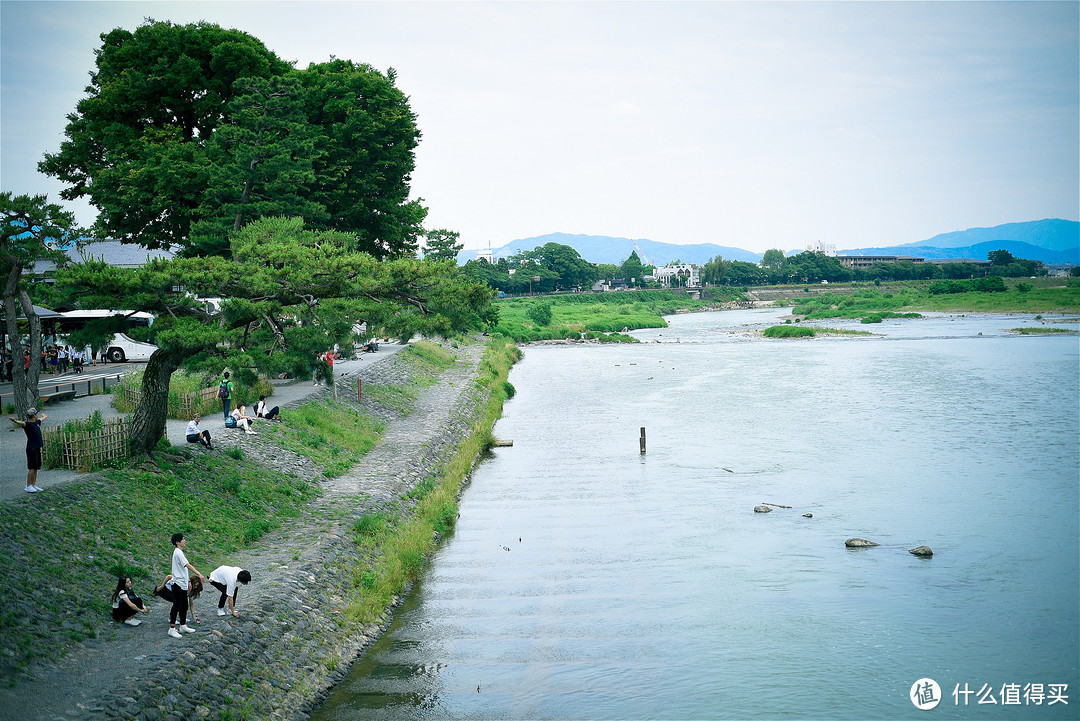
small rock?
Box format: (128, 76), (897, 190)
(908, 545), (934, 557)
(802, 513), (813, 518)
(845, 538), (879, 548)
(753, 505), (772, 513)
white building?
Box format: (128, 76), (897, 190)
(805, 241), (837, 256)
(653, 263), (700, 287)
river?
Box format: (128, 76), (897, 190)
(312, 308), (1079, 720)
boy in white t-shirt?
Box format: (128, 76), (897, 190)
(209, 565), (252, 618)
(165, 533), (206, 638)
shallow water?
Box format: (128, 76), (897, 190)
(313, 309), (1079, 720)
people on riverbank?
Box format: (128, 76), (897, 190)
(231, 405), (257, 435)
(111, 576), (149, 626)
(219, 371), (234, 420)
(208, 566), (252, 618)
(8, 407), (46, 493)
(162, 533), (205, 638)
(255, 396), (280, 422)
(186, 413), (213, 449)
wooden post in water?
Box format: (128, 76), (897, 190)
(640, 427), (646, 454)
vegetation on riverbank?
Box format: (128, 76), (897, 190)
(0, 338), (506, 686)
(778, 278), (1080, 319)
(491, 288), (743, 342)
(1008, 327), (1078, 335)
(342, 337), (520, 624)
(762, 325), (873, 338)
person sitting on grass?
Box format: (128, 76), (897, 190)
(208, 566), (252, 618)
(111, 576), (149, 626)
(185, 413), (213, 449)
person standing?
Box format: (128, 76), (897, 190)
(8, 407), (46, 492)
(219, 371), (234, 420)
(164, 533), (205, 638)
(208, 566), (252, 618)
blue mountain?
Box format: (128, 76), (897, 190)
(457, 220), (1078, 266)
(457, 232), (761, 266)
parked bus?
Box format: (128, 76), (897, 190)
(55, 310), (158, 363)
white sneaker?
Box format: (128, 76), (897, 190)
(217, 608), (228, 616)
(179, 624), (197, 634)
(32, 486), (43, 492)
(24, 487), (37, 493)
(124, 618), (141, 626)
(168, 627), (182, 638)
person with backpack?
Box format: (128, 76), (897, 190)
(218, 371), (234, 420)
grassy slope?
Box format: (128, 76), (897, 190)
(0, 338), (514, 684)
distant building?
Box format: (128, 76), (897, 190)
(654, 263), (700, 287)
(476, 247), (494, 264)
(805, 241), (837, 256)
(836, 255), (925, 269)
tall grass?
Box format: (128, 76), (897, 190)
(343, 337), (520, 624)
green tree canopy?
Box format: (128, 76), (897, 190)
(40, 21), (424, 259)
(423, 229), (463, 263)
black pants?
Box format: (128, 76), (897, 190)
(112, 595), (144, 622)
(260, 406), (280, 421)
(159, 584), (188, 626)
(209, 580), (236, 609)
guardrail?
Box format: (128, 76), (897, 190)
(0, 374), (125, 409)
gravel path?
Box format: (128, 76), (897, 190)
(0, 339), (490, 721)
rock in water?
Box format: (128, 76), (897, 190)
(802, 513), (813, 518)
(845, 538), (879, 547)
(908, 545), (934, 557)
(753, 505), (772, 513)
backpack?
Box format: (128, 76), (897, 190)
(217, 380), (229, 399)
(224, 416), (237, 428)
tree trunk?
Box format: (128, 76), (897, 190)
(128, 347), (183, 455)
(3, 264), (41, 419)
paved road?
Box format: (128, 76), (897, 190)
(1, 345), (405, 500)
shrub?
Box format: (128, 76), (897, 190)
(526, 301), (554, 327)
(763, 325), (815, 338)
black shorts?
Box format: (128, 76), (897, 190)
(26, 447), (41, 470)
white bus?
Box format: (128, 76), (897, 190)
(55, 310), (159, 363)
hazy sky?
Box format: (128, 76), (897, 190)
(2, 1), (1077, 253)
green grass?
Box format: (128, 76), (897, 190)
(275, 399), (384, 477)
(343, 338), (520, 624)
(1008, 327), (1077, 335)
(492, 289), (742, 342)
(763, 325), (816, 338)
(0, 453), (320, 680)
(781, 280), (1080, 318)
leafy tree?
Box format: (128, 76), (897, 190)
(784, 251), (851, 284)
(1071, 266), (1080, 278)
(988, 249), (1017, 266)
(619, 251), (646, 286)
(40, 21), (425, 259)
(701, 255), (728, 285)
(55, 216), (495, 454)
(760, 249), (787, 272)
(298, 60), (425, 258)
(423, 229), (463, 263)
(39, 21), (291, 249)
(522, 243), (598, 291)
(1, 193), (80, 418)
(724, 260), (767, 286)
(190, 75), (326, 256)
(596, 263), (619, 281)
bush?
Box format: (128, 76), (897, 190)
(526, 301), (554, 327)
(763, 325), (815, 338)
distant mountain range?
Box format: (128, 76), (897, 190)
(457, 219), (1079, 266)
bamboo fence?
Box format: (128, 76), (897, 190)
(44, 419), (130, 471)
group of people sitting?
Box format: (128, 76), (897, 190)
(111, 533), (252, 638)
(185, 396), (281, 448)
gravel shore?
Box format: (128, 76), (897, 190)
(0, 338), (492, 721)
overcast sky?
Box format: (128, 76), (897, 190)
(2, 1), (1077, 253)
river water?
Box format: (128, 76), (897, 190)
(313, 308), (1080, 720)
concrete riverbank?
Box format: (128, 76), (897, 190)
(0, 337), (495, 721)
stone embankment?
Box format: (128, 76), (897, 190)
(0, 339), (492, 721)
